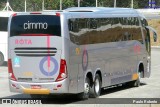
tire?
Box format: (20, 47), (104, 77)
(90, 74), (101, 98)
(0, 52), (4, 66)
(77, 77), (90, 100)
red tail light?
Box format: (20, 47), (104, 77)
(56, 59), (67, 82)
(56, 13), (60, 17)
(8, 59), (17, 81)
(12, 13), (17, 17)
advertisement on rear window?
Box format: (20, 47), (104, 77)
(10, 15), (61, 36)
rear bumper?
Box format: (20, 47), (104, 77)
(9, 78), (69, 94)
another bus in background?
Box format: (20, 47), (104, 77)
(0, 11), (14, 66)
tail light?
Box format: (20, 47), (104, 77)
(56, 13), (60, 17)
(56, 59), (67, 82)
(8, 59), (17, 81)
(12, 13), (17, 17)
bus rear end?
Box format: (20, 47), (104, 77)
(8, 12), (69, 95)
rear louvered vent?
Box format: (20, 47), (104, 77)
(14, 47), (57, 57)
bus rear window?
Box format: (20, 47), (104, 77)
(0, 17), (8, 31)
(10, 15), (61, 36)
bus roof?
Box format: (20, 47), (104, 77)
(12, 7), (145, 18)
(0, 11), (14, 17)
(64, 7), (139, 14)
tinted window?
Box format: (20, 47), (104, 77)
(141, 18), (148, 27)
(0, 17), (8, 31)
(10, 15), (61, 36)
(69, 17), (143, 45)
(141, 18), (150, 54)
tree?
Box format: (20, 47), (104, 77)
(81, 0), (95, 7)
(100, 0), (114, 7)
(116, 0), (131, 8)
(62, 0), (75, 9)
(155, 0), (160, 7)
(27, 0), (43, 11)
(0, 0), (9, 11)
(9, 0), (24, 11)
(0, 0), (155, 11)
(134, 0), (148, 9)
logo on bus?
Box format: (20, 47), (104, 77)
(15, 39), (32, 45)
(39, 56), (58, 76)
(24, 21), (48, 30)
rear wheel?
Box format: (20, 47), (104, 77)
(0, 52), (4, 66)
(77, 77), (90, 100)
(90, 74), (101, 98)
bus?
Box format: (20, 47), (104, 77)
(0, 11), (14, 66)
(8, 7), (157, 99)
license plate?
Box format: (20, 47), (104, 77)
(31, 85), (41, 89)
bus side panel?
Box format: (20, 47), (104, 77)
(104, 61), (111, 87)
(145, 60), (151, 78)
(61, 15), (79, 94)
(140, 20), (151, 78)
(68, 44), (79, 93)
(105, 41), (130, 85)
(143, 51), (151, 78)
(137, 46), (149, 78)
(87, 50), (106, 87)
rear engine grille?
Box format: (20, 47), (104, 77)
(14, 47), (57, 57)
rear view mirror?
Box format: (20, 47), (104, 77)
(146, 26), (158, 42)
(153, 32), (157, 42)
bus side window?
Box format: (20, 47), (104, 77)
(68, 19), (80, 45)
(68, 20), (73, 31)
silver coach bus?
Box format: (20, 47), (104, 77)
(8, 7), (157, 99)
